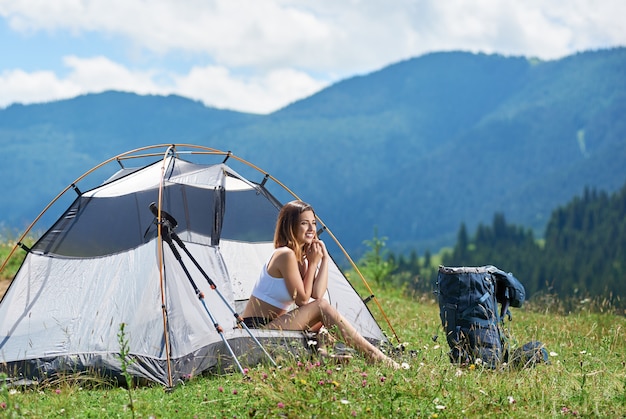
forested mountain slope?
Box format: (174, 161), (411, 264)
(1, 48), (624, 256)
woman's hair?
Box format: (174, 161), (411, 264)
(274, 200), (315, 261)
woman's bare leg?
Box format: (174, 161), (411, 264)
(267, 299), (400, 368)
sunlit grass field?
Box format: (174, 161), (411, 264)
(1, 272), (625, 418)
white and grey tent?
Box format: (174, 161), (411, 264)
(0, 145), (396, 387)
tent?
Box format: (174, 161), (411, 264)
(0, 144), (397, 387)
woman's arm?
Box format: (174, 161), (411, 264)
(271, 247), (321, 307)
(311, 240), (329, 299)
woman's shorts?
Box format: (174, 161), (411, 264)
(242, 317), (272, 328)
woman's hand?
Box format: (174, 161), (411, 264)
(305, 240), (324, 265)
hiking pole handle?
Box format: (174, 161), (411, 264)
(149, 202), (178, 229)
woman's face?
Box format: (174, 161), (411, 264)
(296, 210), (317, 245)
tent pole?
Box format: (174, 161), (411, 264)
(156, 146), (175, 388)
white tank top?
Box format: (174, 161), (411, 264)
(250, 254), (294, 311)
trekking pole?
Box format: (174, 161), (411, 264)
(168, 229), (278, 368)
(152, 206), (246, 375)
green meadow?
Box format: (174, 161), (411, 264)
(1, 274), (625, 418)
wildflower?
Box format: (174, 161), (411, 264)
(435, 405), (446, 410)
(361, 372), (368, 377)
(361, 380), (367, 387)
(300, 379), (307, 385)
(232, 389), (238, 395)
(340, 399), (350, 404)
(455, 369), (463, 377)
(0, 402), (6, 409)
(469, 364), (476, 371)
(508, 396), (516, 404)
(550, 351), (558, 357)
(55, 389), (61, 395)
(262, 373), (268, 380)
(579, 350), (587, 355)
(326, 369), (333, 375)
(243, 368), (249, 375)
(433, 344), (440, 350)
(318, 380), (325, 385)
(380, 376), (386, 383)
(277, 402), (284, 409)
(351, 410), (357, 416)
(331, 381), (340, 387)
(218, 387), (224, 393)
(475, 358), (483, 366)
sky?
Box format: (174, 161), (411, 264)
(1, 0), (625, 115)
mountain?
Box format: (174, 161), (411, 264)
(1, 48), (625, 257)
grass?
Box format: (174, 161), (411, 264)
(0, 229), (34, 281)
(2, 280), (625, 418)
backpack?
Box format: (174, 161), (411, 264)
(435, 265), (526, 368)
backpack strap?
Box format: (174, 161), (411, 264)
(459, 291), (500, 327)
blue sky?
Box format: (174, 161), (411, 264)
(1, 0), (624, 114)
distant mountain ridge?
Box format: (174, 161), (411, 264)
(1, 47), (625, 257)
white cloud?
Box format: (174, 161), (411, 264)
(0, 68), (80, 106)
(4, 0), (624, 68)
(1, 0), (625, 112)
(0, 55), (327, 113)
(174, 66), (328, 112)
(0, 56), (159, 108)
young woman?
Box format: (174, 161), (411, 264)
(242, 200), (401, 369)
